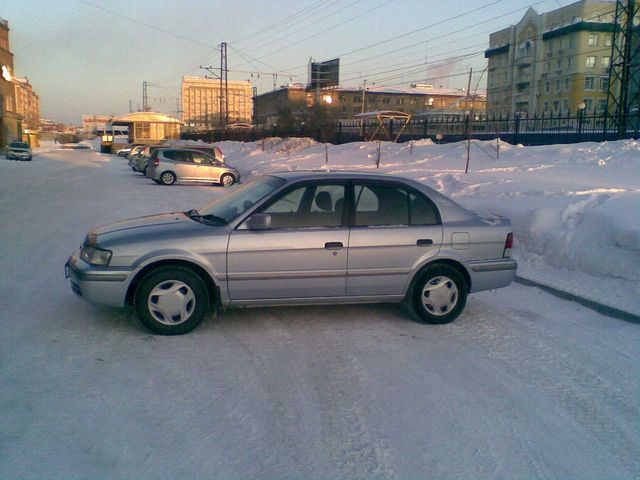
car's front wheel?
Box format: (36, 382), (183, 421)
(220, 173), (235, 187)
(160, 171), (176, 185)
(134, 265), (210, 335)
(409, 264), (467, 324)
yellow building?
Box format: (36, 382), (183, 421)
(0, 17), (20, 148)
(181, 76), (253, 130)
(485, 0), (616, 117)
(14, 77), (40, 130)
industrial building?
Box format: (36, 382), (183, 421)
(253, 83), (485, 127)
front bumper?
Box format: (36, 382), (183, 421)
(65, 250), (133, 307)
(7, 151), (31, 160)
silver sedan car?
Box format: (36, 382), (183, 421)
(65, 171), (517, 335)
(146, 148), (239, 186)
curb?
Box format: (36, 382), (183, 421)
(514, 276), (640, 324)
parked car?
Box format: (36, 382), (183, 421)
(163, 143), (225, 163)
(126, 145), (145, 159)
(146, 148), (239, 186)
(116, 144), (142, 157)
(5, 141), (32, 161)
(129, 144), (162, 174)
(65, 171), (517, 335)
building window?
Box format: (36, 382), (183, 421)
(545, 81), (550, 93)
(583, 98), (593, 111)
(557, 59), (562, 69)
(555, 79), (561, 92)
(586, 56), (596, 68)
(553, 100), (560, 111)
(564, 77), (571, 91)
(597, 99), (607, 112)
(599, 76), (609, 91)
(604, 35), (612, 47)
(563, 99), (570, 111)
(567, 57), (572, 69)
(544, 101), (549, 112)
(569, 35), (576, 48)
(601, 56), (610, 68)
(587, 34), (598, 46)
(584, 76), (596, 90)
(4, 93), (14, 112)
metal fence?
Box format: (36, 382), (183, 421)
(182, 110), (640, 146)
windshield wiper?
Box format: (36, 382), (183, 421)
(185, 209), (227, 225)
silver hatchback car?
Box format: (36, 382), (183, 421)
(146, 148), (239, 186)
(65, 171), (517, 335)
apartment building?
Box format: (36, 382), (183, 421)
(0, 17), (20, 147)
(253, 83), (486, 127)
(181, 76), (253, 130)
(485, 0), (616, 117)
(14, 76), (40, 130)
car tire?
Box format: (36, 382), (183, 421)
(220, 173), (235, 187)
(409, 264), (467, 325)
(134, 265), (210, 335)
(160, 171), (176, 185)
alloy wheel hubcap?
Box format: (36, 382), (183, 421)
(421, 276), (458, 316)
(222, 175), (233, 186)
(148, 280), (195, 325)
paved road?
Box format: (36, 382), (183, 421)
(1, 147), (638, 478)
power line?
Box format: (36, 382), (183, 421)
(75, 0), (218, 49)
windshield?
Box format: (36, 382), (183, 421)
(195, 175), (285, 223)
(10, 142), (29, 149)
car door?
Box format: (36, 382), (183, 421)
(227, 181), (349, 301)
(188, 151), (217, 182)
(346, 181), (443, 297)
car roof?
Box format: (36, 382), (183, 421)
(270, 170), (408, 182)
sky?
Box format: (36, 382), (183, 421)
(2, 0), (569, 124)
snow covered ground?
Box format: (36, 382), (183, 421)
(0, 140), (638, 478)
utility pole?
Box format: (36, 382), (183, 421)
(360, 79), (367, 138)
(605, 0), (640, 138)
(142, 81), (149, 112)
(129, 99), (133, 113)
(465, 67), (473, 173)
(220, 42), (228, 128)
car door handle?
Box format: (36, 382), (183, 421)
(325, 242), (343, 250)
(417, 239), (433, 246)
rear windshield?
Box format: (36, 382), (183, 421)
(10, 142), (29, 149)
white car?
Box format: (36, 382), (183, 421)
(6, 141), (32, 161)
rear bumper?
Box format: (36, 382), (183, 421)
(467, 258), (517, 293)
(65, 250), (132, 307)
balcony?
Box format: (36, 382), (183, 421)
(516, 55), (533, 66)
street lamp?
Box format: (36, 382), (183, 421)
(578, 101), (586, 137)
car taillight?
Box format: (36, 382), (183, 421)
(153, 158), (160, 166)
(503, 232), (513, 257)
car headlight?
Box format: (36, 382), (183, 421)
(80, 245), (112, 266)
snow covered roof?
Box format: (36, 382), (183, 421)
(336, 84), (469, 97)
(111, 112), (182, 124)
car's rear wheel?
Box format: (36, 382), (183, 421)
(134, 265), (209, 335)
(409, 264), (467, 324)
(220, 173), (235, 187)
(160, 171), (176, 185)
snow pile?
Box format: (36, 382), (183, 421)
(219, 138), (640, 314)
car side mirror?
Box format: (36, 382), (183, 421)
(246, 213), (271, 230)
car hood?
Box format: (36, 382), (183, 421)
(90, 212), (229, 249)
